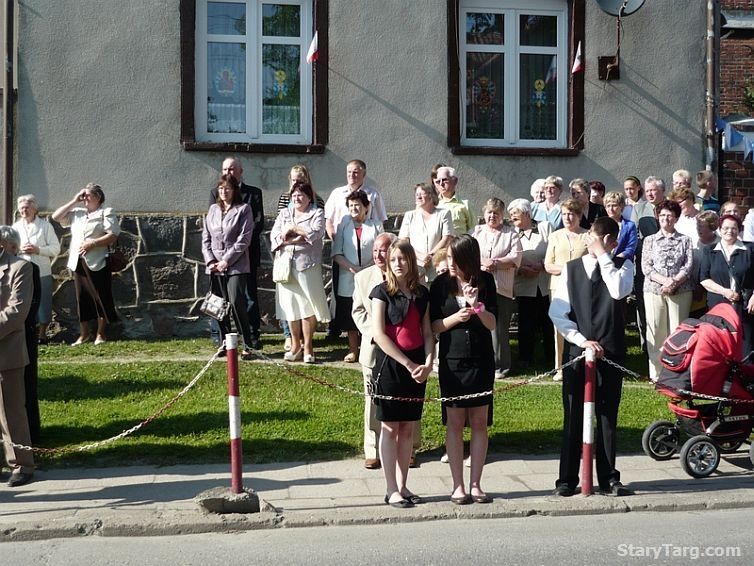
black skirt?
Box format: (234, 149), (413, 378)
(439, 357), (494, 409)
(334, 295), (358, 332)
(372, 346), (426, 422)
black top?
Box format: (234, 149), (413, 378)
(699, 243), (754, 308)
(209, 182), (264, 266)
(565, 256), (627, 359)
(369, 281), (429, 326)
(429, 271), (497, 359)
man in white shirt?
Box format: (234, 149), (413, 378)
(549, 217), (634, 498)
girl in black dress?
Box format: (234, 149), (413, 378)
(370, 239), (434, 508)
(430, 235), (497, 504)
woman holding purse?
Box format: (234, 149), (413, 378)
(201, 175), (254, 359)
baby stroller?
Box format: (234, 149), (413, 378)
(642, 302), (754, 477)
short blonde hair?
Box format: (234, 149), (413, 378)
(603, 191), (625, 208)
(482, 197), (505, 215)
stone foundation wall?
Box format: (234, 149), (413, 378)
(47, 213), (404, 341)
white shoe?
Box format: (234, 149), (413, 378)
(283, 349), (303, 362)
(553, 372), (563, 382)
(440, 453), (449, 463)
(284, 337), (292, 352)
(304, 354), (316, 364)
(464, 456), (471, 468)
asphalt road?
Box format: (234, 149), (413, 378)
(3, 508), (752, 566)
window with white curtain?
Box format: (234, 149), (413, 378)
(194, 0), (313, 144)
(459, 0), (568, 148)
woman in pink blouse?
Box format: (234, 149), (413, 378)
(472, 198), (522, 378)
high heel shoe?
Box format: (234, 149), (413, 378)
(283, 349), (303, 362)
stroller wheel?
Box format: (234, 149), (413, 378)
(642, 420), (680, 461)
(680, 435), (720, 478)
(717, 440), (744, 454)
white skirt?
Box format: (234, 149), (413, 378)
(276, 264), (331, 322)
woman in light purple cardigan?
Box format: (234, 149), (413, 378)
(202, 175), (254, 359)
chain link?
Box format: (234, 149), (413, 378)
(251, 349), (587, 403)
(11, 348), (225, 455)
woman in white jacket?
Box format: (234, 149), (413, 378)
(14, 194), (61, 342)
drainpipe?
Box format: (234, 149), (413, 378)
(2, 0), (14, 223)
(705, 0), (717, 170)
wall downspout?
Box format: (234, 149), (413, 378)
(1, 0), (14, 223)
(706, 0), (717, 171)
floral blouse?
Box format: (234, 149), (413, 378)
(641, 230), (694, 294)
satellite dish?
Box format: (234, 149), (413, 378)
(594, 0), (646, 17)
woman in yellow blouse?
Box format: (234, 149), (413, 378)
(544, 199), (588, 380)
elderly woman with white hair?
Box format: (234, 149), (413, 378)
(13, 194), (61, 343)
(507, 198), (553, 371)
(531, 175), (564, 229)
(530, 178), (546, 204)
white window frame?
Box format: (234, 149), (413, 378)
(195, 0), (313, 144)
(459, 0), (567, 148)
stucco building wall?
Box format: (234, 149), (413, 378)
(16, 0), (706, 217)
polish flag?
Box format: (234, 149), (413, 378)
(306, 32), (319, 64)
(571, 41), (583, 74)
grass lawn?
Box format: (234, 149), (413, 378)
(33, 332), (668, 468)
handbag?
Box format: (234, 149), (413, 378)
(200, 289), (231, 321)
(272, 250), (293, 283)
(107, 247), (128, 272)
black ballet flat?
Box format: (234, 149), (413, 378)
(384, 494), (414, 508)
(401, 492), (422, 505)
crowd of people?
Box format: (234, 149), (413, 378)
(2, 157), (749, 504)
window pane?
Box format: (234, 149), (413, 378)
(262, 44), (301, 135)
(519, 15), (557, 47)
(208, 2), (246, 35)
(466, 53), (504, 139)
(263, 4), (301, 37)
(207, 43), (246, 133)
(519, 54), (557, 140)
(466, 13), (504, 45)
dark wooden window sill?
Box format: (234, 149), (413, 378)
(181, 141), (326, 154)
(451, 146), (580, 157)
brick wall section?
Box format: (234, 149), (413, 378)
(719, 2), (754, 204)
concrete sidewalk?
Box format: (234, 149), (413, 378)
(1, 450), (753, 541)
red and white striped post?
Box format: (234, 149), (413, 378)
(225, 333), (243, 494)
(581, 347), (596, 496)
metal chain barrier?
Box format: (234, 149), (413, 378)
(251, 348), (587, 403)
(598, 356), (754, 405)
(12, 348), (225, 455)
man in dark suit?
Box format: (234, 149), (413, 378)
(0, 226), (35, 487)
(208, 157), (264, 350)
(549, 217), (634, 497)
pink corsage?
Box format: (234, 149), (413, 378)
(472, 302), (485, 314)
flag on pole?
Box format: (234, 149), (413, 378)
(745, 138), (754, 161)
(545, 55), (557, 84)
(571, 41), (583, 74)
(306, 31), (319, 64)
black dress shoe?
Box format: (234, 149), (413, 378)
(553, 484), (575, 497)
(249, 337), (263, 350)
(601, 481), (633, 497)
(8, 471), (33, 488)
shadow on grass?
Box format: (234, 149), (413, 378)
(34, 438), (357, 469)
(39, 374), (193, 401)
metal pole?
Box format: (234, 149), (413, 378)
(705, 0), (716, 170)
(581, 347), (596, 496)
(225, 332), (243, 494)
(2, 0), (15, 224)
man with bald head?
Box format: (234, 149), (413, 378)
(208, 157), (264, 350)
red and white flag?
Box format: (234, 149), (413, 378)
(306, 31), (319, 64)
(571, 41), (583, 74)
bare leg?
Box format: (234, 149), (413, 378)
(379, 421), (403, 503)
(467, 405), (489, 497)
(289, 319), (303, 354)
(396, 421), (414, 496)
(347, 330), (359, 357)
(445, 406), (467, 498)
(302, 316), (317, 357)
(78, 321), (90, 342)
(95, 317), (107, 342)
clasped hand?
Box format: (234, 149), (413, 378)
(78, 238), (96, 255)
(405, 360), (431, 383)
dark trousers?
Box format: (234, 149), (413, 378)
(556, 354), (623, 491)
(210, 274), (253, 349)
(633, 274), (647, 353)
(24, 325), (40, 444)
(211, 266), (260, 342)
(516, 290), (554, 364)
